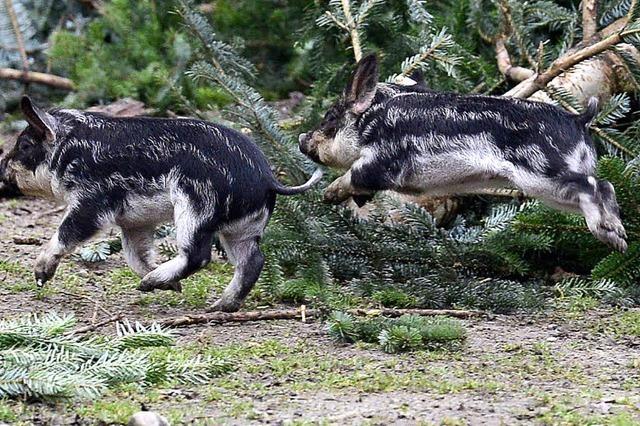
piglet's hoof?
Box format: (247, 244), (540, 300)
(34, 271), (51, 288)
(323, 187), (349, 204)
(137, 280), (182, 293)
(34, 264), (57, 287)
(208, 298), (241, 313)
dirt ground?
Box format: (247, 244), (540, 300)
(1, 195), (640, 426)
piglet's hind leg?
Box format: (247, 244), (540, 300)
(121, 226), (157, 277)
(138, 204), (215, 292)
(209, 236), (264, 313)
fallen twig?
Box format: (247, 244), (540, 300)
(64, 313), (124, 336)
(346, 308), (483, 319)
(12, 236), (42, 245)
(158, 307), (483, 328)
(57, 289), (113, 317)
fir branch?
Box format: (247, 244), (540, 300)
(178, 3), (311, 182)
(592, 126), (637, 158)
(0, 312), (231, 401)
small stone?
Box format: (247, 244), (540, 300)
(128, 411), (170, 426)
(597, 401), (610, 414)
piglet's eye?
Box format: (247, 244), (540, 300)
(18, 139), (32, 150)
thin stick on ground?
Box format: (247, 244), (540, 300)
(34, 204), (67, 220)
(64, 313), (124, 336)
(12, 236), (42, 245)
(57, 289), (113, 317)
(157, 308), (483, 328)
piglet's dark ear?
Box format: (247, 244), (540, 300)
(21, 96), (56, 142)
(345, 54), (379, 114)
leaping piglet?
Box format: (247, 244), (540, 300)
(298, 54), (627, 252)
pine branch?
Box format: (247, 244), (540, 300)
(0, 312), (231, 401)
(592, 126), (637, 157)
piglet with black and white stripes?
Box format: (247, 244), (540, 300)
(1, 97), (322, 312)
(299, 54), (627, 252)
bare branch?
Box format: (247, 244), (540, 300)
(341, 0), (363, 62)
(495, 37), (535, 82)
(493, 0), (535, 81)
(505, 20), (640, 99)
(582, 0), (598, 42)
(4, 0), (29, 71)
(498, 0), (514, 37)
(0, 67), (74, 90)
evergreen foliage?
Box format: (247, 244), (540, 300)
(47, 0), (231, 110)
(0, 312), (232, 401)
(327, 312), (466, 353)
(4, 0), (639, 311)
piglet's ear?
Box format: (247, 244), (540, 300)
(345, 54), (379, 115)
(21, 96), (57, 142)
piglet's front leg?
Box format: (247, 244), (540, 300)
(323, 170), (374, 206)
(34, 203), (101, 286)
(323, 173), (353, 204)
(34, 232), (67, 286)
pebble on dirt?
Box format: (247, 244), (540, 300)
(128, 411), (170, 426)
